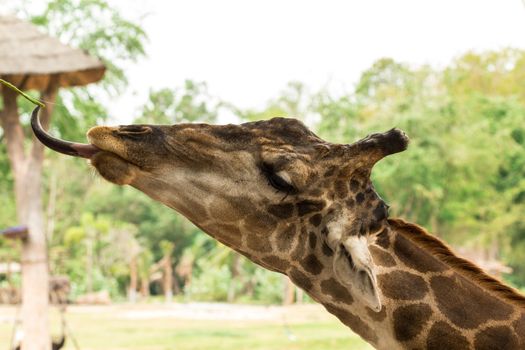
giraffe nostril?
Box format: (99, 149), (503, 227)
(117, 125), (152, 135)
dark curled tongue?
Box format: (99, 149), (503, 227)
(31, 105), (100, 159)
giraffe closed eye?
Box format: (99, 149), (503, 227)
(261, 162), (297, 194)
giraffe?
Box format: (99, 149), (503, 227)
(31, 106), (525, 349)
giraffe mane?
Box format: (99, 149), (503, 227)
(388, 218), (525, 309)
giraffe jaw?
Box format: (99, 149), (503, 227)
(90, 151), (140, 186)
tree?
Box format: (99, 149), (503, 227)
(0, 2), (146, 348)
(137, 80), (218, 124)
(315, 50), (525, 287)
(137, 248), (153, 298)
(159, 240), (174, 302)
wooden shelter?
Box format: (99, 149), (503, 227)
(0, 16), (104, 89)
(0, 16), (105, 350)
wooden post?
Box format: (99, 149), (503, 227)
(0, 78), (58, 350)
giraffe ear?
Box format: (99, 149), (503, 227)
(332, 236), (382, 312)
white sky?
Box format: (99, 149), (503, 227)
(108, 0), (525, 123)
(20, 0), (525, 123)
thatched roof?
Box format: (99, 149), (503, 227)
(0, 16), (105, 91)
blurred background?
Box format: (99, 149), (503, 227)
(0, 0), (524, 349)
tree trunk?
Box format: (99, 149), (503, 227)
(283, 276), (295, 305)
(139, 274), (150, 298)
(45, 171), (57, 243)
(129, 255), (138, 303)
(1, 80), (58, 350)
(227, 253), (241, 303)
(295, 287), (304, 304)
(163, 256), (173, 303)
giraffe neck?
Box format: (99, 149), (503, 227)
(188, 196), (525, 349)
(314, 219), (525, 350)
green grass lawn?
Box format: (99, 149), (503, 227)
(0, 304), (373, 350)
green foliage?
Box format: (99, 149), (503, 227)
(190, 262), (234, 301)
(251, 269), (284, 304)
(313, 50), (525, 286)
(235, 81), (309, 122)
(137, 80), (218, 124)
(58, 211), (138, 297)
(0, 143), (16, 227)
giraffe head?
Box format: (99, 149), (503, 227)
(31, 107), (408, 311)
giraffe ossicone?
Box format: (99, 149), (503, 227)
(31, 108), (525, 349)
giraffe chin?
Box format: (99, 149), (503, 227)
(90, 151), (138, 186)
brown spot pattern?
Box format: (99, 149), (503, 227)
(309, 213), (322, 227)
(275, 224), (296, 252)
(335, 180), (348, 198)
(369, 246), (396, 267)
(375, 229), (390, 249)
(366, 306), (387, 322)
(393, 303), (432, 342)
(322, 242), (334, 257)
(324, 166), (336, 177)
(297, 200), (325, 216)
(290, 233), (305, 262)
(268, 203), (294, 219)
(427, 321), (470, 350)
(320, 278), (354, 304)
(244, 211), (277, 235)
(324, 303), (378, 344)
(246, 234), (272, 253)
(261, 255), (289, 272)
(431, 274), (513, 329)
(301, 254), (324, 275)
(378, 271), (428, 300)
(308, 232), (317, 249)
(213, 223), (242, 246)
(209, 198), (241, 222)
(474, 326), (519, 350)
(394, 233), (446, 273)
(289, 269), (313, 291)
